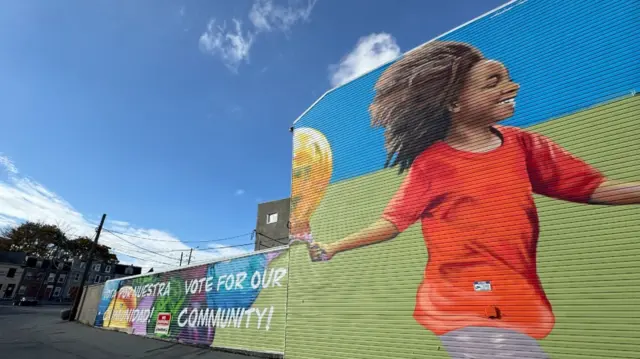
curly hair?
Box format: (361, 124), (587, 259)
(369, 41), (484, 173)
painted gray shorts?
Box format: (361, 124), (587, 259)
(439, 326), (549, 359)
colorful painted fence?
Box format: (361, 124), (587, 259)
(94, 247), (289, 356)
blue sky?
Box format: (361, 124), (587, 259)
(0, 0), (507, 269)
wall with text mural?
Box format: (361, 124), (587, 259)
(287, 1), (640, 358)
(94, 248), (290, 356)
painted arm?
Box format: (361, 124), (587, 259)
(589, 180), (640, 205)
(309, 218), (399, 260)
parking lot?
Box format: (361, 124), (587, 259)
(0, 305), (260, 358)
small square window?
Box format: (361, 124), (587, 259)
(104, 265), (112, 273)
(74, 273), (81, 281)
(7, 268), (16, 278)
(93, 264), (101, 272)
(94, 275), (101, 283)
(266, 213), (278, 224)
(53, 287), (61, 297)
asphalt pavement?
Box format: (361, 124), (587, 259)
(0, 305), (261, 359)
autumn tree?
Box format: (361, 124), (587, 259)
(0, 222), (118, 262)
(0, 221), (68, 258)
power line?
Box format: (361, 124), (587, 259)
(110, 248), (175, 267)
(104, 228), (182, 261)
(103, 228), (254, 244)
(151, 242), (254, 252)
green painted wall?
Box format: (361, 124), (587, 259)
(284, 95), (640, 359)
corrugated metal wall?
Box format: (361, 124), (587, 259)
(93, 248), (289, 356)
(83, 1), (638, 358)
(286, 1), (640, 358)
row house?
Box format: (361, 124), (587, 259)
(17, 256), (72, 300)
(62, 259), (142, 300)
(0, 251), (26, 300)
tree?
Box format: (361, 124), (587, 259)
(0, 221), (69, 258)
(67, 236), (118, 263)
(0, 222), (118, 263)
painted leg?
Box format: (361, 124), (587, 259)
(439, 326), (549, 359)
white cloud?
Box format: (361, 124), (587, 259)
(199, 19), (254, 72)
(0, 155), (251, 272)
(208, 243), (252, 259)
(199, 0), (316, 72)
(0, 155), (18, 175)
(235, 189), (245, 196)
(329, 33), (401, 88)
(109, 220), (130, 227)
(249, 0), (316, 33)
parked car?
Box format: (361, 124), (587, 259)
(13, 297), (39, 306)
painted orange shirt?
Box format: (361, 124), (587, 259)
(382, 126), (605, 339)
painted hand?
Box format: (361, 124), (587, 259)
(308, 241), (336, 262)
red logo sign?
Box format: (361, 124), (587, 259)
(154, 312), (172, 335)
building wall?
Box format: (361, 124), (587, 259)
(286, 1), (639, 359)
(93, 248), (289, 356)
(255, 198), (291, 251)
(63, 259), (116, 300)
(18, 263), (70, 300)
(75, 1), (639, 358)
(0, 264), (24, 299)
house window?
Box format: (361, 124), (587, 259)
(266, 212), (278, 224)
(104, 276), (110, 282)
(36, 260), (43, 268)
(104, 265), (112, 273)
(94, 275), (101, 283)
(25, 271), (35, 280)
(57, 274), (67, 284)
(18, 285), (26, 295)
(74, 273), (81, 281)
(93, 264), (101, 272)
(47, 273), (56, 283)
(0, 284), (3, 291)
(124, 267), (134, 275)
(7, 268), (16, 278)
(79, 262), (86, 269)
(53, 287), (61, 297)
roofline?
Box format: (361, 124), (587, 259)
(291, 0), (520, 126)
(103, 245), (289, 283)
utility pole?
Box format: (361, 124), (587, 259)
(68, 214), (106, 322)
(179, 252), (183, 266)
(187, 248), (193, 265)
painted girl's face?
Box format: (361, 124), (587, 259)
(453, 60), (520, 125)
